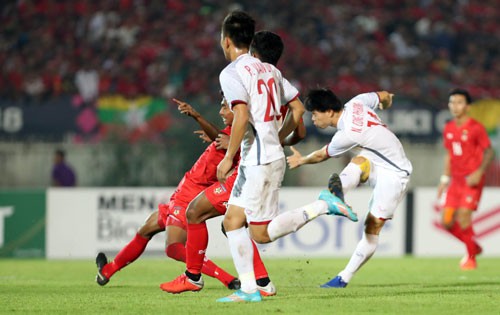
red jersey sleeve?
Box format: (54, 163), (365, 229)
(473, 120), (491, 150)
(442, 122), (452, 150)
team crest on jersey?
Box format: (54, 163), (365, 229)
(461, 130), (469, 141)
(466, 195), (473, 203)
(446, 133), (453, 139)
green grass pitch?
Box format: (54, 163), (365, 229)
(1, 257), (499, 314)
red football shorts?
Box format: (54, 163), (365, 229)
(205, 172), (237, 214)
(444, 177), (484, 211)
(157, 200), (188, 230)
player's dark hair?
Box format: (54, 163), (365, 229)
(304, 88), (343, 112)
(221, 11), (255, 49)
(449, 88), (472, 104)
(250, 30), (284, 66)
(55, 149), (65, 158)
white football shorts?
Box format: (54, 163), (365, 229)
(366, 163), (410, 219)
(228, 158), (285, 224)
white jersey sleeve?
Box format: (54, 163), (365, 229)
(282, 78), (299, 105)
(329, 92), (412, 176)
(219, 65), (249, 109)
(347, 92), (380, 111)
(327, 130), (358, 157)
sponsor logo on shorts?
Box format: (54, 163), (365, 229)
(214, 185), (227, 195)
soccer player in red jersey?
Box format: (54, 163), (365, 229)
(95, 97), (263, 289)
(437, 88), (494, 270)
(160, 30), (306, 296)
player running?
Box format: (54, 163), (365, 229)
(437, 88), (494, 270)
(160, 30), (306, 297)
(95, 96), (272, 290)
(287, 88), (412, 288)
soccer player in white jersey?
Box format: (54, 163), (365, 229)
(287, 88), (413, 288)
(215, 11), (357, 303)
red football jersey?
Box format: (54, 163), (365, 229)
(443, 118), (491, 177)
(171, 126), (232, 205)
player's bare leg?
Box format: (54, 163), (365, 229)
(96, 211), (163, 286)
(332, 156), (370, 198)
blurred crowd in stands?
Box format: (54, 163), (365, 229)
(1, 0), (499, 108)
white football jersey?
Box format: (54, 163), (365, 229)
(220, 54), (298, 166)
(327, 92), (413, 176)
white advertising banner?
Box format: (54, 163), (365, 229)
(414, 187), (500, 256)
(46, 187), (407, 259)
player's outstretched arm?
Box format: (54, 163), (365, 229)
(173, 98), (221, 141)
(376, 91), (394, 110)
(286, 145), (329, 169)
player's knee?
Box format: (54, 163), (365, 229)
(165, 243), (186, 262)
(248, 226), (272, 244)
(441, 219), (453, 230)
(351, 156), (370, 183)
(351, 156), (367, 165)
(456, 212), (472, 229)
(137, 212), (161, 238)
(441, 207), (456, 229)
(185, 206), (197, 224)
(364, 214), (385, 235)
(186, 202), (206, 224)
(252, 234), (272, 244)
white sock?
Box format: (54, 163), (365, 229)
(338, 233), (379, 283)
(267, 200), (328, 241)
(226, 227), (257, 293)
(339, 162), (362, 194)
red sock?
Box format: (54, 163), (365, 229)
(448, 222), (464, 242)
(252, 241), (269, 280)
(166, 242), (186, 262)
(103, 233), (149, 278)
(186, 223), (208, 275)
(201, 257), (236, 287)
(461, 226), (477, 258)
